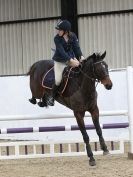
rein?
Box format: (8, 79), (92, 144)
(65, 60), (108, 88)
(78, 61), (105, 83)
(78, 66), (99, 82)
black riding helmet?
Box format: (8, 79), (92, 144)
(55, 20), (71, 32)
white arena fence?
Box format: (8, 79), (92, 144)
(0, 66), (132, 160)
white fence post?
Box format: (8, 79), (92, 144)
(127, 66), (133, 159)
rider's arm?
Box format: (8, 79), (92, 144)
(54, 37), (71, 62)
(71, 33), (83, 60)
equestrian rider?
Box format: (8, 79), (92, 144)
(51, 20), (85, 105)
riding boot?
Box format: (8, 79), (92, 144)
(48, 84), (59, 106)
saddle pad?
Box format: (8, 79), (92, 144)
(42, 66), (79, 94)
(42, 67), (54, 89)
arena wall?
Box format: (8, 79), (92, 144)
(0, 0), (133, 75)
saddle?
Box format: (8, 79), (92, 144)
(42, 66), (80, 96)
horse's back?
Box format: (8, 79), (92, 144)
(35, 59), (54, 72)
(28, 59), (54, 76)
(28, 59), (54, 98)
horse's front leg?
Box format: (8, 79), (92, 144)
(89, 106), (109, 155)
(74, 111), (96, 166)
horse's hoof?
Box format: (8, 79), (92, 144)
(89, 159), (96, 166)
(103, 150), (110, 155)
(29, 98), (36, 104)
(38, 101), (46, 107)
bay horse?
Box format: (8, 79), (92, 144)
(27, 51), (113, 166)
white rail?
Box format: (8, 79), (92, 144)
(0, 110), (128, 121)
(127, 66), (133, 154)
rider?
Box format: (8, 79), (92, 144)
(50, 20), (85, 105)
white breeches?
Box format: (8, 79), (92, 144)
(54, 61), (67, 86)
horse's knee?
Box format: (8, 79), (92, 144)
(97, 128), (102, 137)
(83, 135), (89, 144)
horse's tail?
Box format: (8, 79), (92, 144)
(27, 62), (37, 76)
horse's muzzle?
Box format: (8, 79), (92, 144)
(105, 83), (113, 90)
(101, 77), (113, 90)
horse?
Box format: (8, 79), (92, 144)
(27, 51), (113, 166)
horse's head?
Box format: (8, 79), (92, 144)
(85, 51), (113, 90)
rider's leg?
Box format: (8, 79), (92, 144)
(49, 61), (66, 106)
(54, 61), (67, 85)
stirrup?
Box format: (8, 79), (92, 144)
(48, 97), (55, 106)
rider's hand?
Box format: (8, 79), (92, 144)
(69, 58), (80, 67)
(79, 56), (85, 62)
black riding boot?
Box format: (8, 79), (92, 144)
(48, 85), (59, 106)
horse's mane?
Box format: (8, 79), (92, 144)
(81, 52), (102, 74)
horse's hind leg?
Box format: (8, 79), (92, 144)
(38, 94), (48, 107)
(74, 111), (96, 166)
(90, 106), (109, 155)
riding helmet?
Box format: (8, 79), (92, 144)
(55, 20), (71, 31)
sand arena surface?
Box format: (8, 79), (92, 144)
(0, 154), (133, 177)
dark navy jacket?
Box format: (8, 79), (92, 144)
(52, 32), (83, 62)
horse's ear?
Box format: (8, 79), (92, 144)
(92, 53), (96, 58)
(86, 53), (96, 60)
(89, 53), (96, 59)
(101, 51), (106, 60)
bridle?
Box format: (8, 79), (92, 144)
(79, 60), (109, 83)
(65, 59), (109, 88)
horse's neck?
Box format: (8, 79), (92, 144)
(80, 66), (96, 96)
(81, 76), (95, 92)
